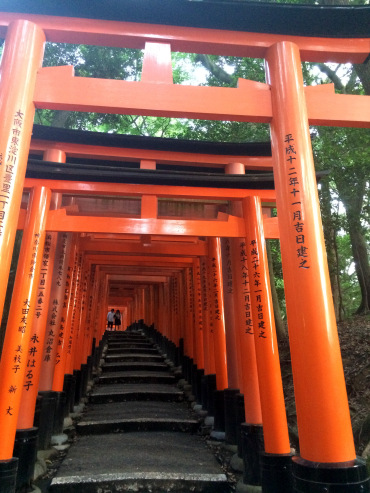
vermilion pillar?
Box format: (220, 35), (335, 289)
(266, 42), (356, 464)
(16, 195), (60, 429)
(230, 238), (262, 425)
(170, 278), (180, 346)
(208, 238), (228, 390)
(220, 238), (240, 389)
(83, 264), (97, 359)
(193, 260), (204, 370)
(0, 186), (51, 460)
(65, 249), (83, 375)
(184, 267), (195, 361)
(224, 162), (245, 391)
(243, 196), (290, 455)
(0, 20), (45, 323)
(177, 272), (185, 347)
(73, 256), (89, 371)
(201, 256), (216, 375)
(75, 262), (91, 366)
(38, 233), (71, 391)
(52, 237), (78, 392)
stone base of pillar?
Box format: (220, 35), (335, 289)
(201, 374), (208, 409)
(73, 369), (82, 405)
(236, 393), (246, 458)
(182, 355), (189, 382)
(194, 368), (204, 404)
(205, 374), (217, 416)
(191, 363), (198, 397)
(292, 456), (369, 493)
(178, 338), (184, 367)
(241, 423), (264, 487)
(260, 453), (293, 493)
(0, 457), (18, 493)
(53, 391), (67, 435)
(37, 391), (57, 450)
(224, 388), (239, 445)
(213, 390), (225, 432)
(33, 395), (43, 428)
(86, 355), (93, 382)
(13, 427), (38, 491)
(80, 363), (89, 397)
(63, 374), (76, 415)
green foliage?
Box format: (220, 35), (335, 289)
(336, 234), (363, 317)
(32, 35), (369, 316)
(268, 239), (286, 318)
(36, 43), (270, 142)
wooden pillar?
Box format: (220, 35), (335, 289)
(266, 42), (355, 464)
(243, 196), (290, 455)
(184, 267), (195, 360)
(78, 262), (91, 364)
(65, 249), (83, 375)
(52, 237), (78, 391)
(16, 186), (62, 428)
(0, 186), (51, 459)
(38, 233), (71, 391)
(220, 238), (240, 389)
(0, 20), (45, 324)
(178, 271), (186, 345)
(193, 259), (205, 370)
(208, 238), (228, 390)
(231, 238), (262, 425)
(173, 274), (181, 346)
(84, 264), (97, 354)
(72, 256), (89, 370)
(200, 257), (214, 374)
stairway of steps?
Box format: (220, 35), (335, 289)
(49, 330), (230, 493)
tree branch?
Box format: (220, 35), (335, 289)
(195, 54), (234, 85)
(315, 63), (345, 91)
(354, 59), (370, 96)
(345, 68), (359, 94)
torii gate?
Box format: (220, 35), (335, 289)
(0, 2), (369, 492)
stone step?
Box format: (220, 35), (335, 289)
(108, 341), (154, 351)
(104, 353), (163, 363)
(50, 432), (229, 493)
(107, 345), (154, 353)
(106, 333), (145, 340)
(98, 371), (176, 385)
(90, 383), (184, 404)
(106, 338), (148, 344)
(101, 361), (169, 373)
(106, 347), (158, 356)
(77, 401), (199, 434)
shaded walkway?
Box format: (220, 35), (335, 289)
(50, 330), (229, 493)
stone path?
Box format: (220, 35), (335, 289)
(50, 330), (229, 492)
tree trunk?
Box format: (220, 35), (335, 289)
(319, 179), (342, 320)
(338, 175), (370, 315)
(51, 110), (70, 128)
(347, 223), (370, 314)
(266, 240), (287, 340)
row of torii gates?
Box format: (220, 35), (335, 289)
(0, 2), (369, 492)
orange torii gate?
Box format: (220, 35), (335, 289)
(0, 2), (369, 492)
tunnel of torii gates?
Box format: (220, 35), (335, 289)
(0, 1), (369, 492)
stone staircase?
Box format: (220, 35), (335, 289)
(49, 330), (230, 492)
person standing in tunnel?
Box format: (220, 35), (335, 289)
(107, 308), (115, 330)
(114, 309), (121, 331)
